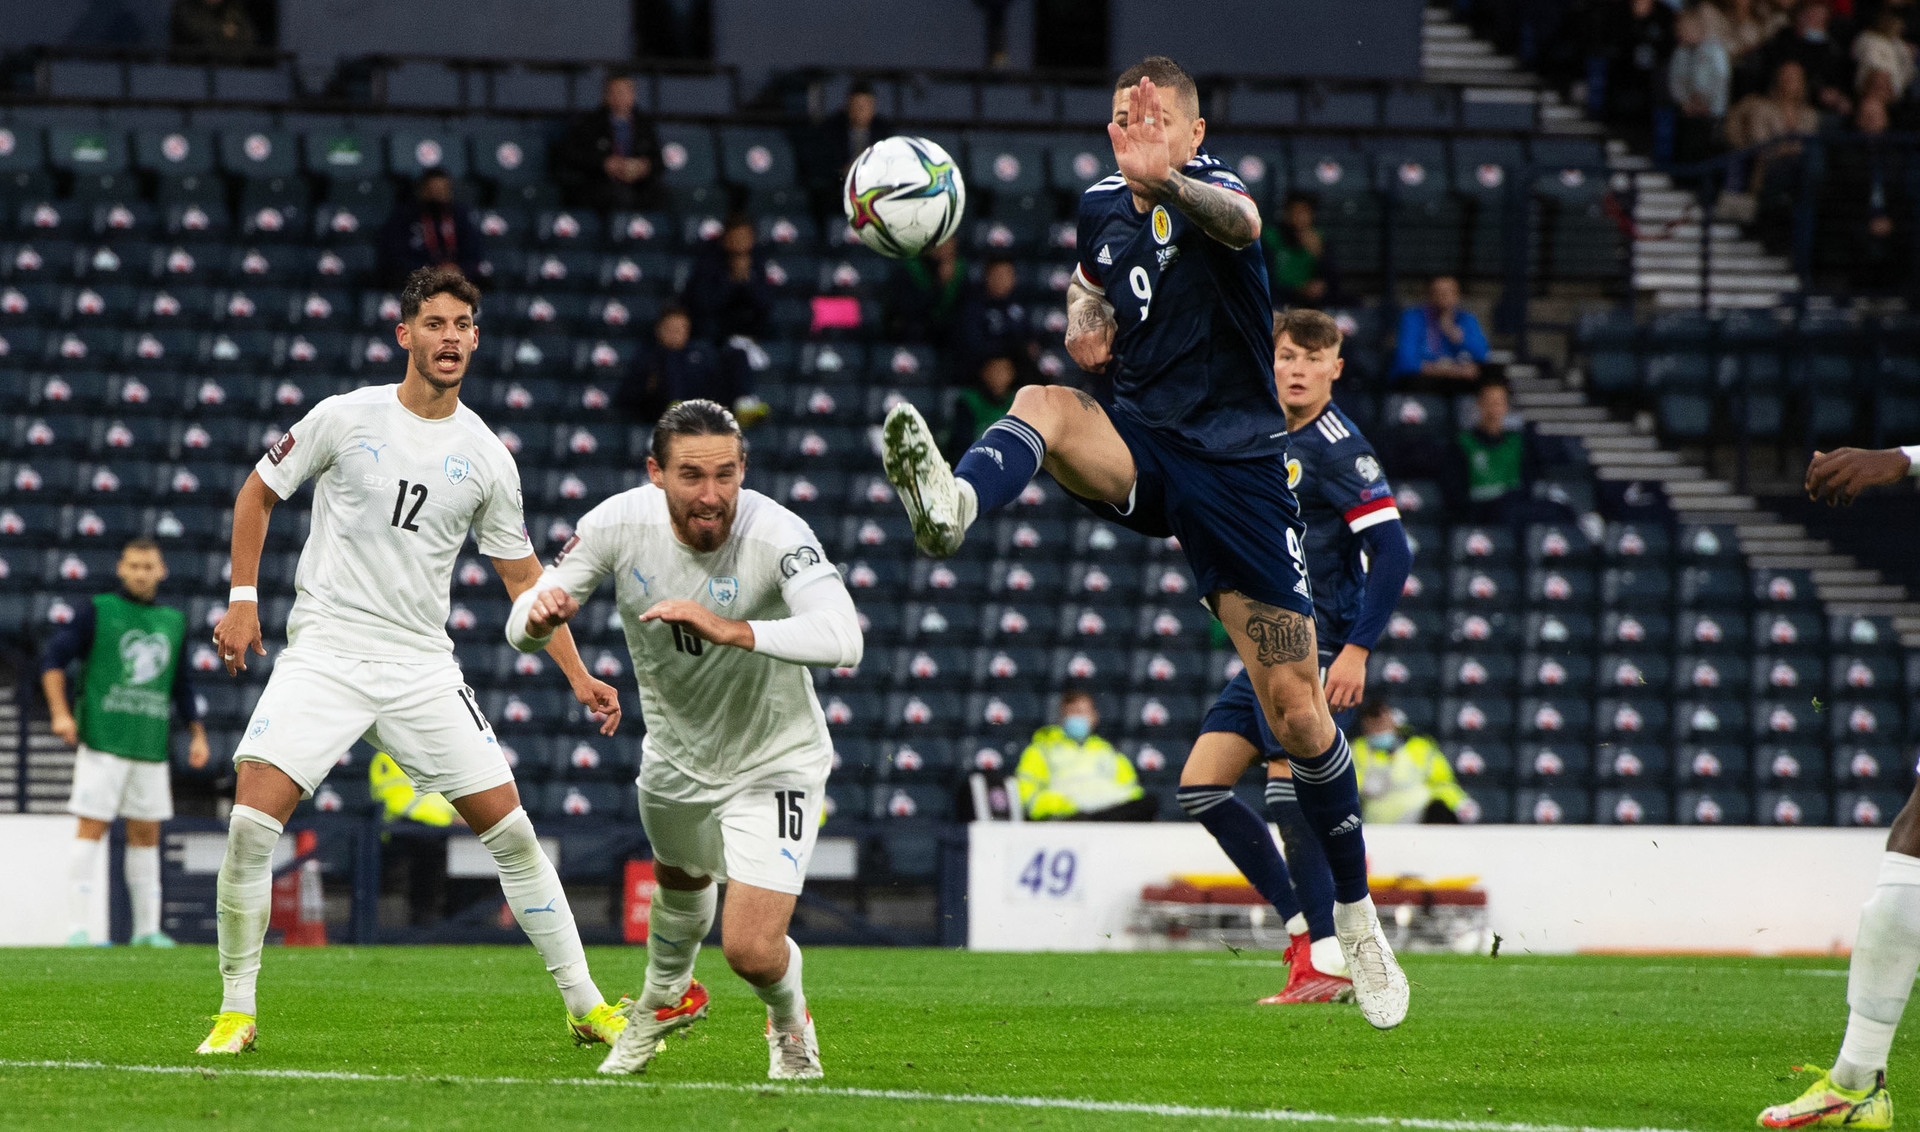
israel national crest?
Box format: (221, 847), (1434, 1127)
(444, 454), (471, 485)
(708, 576), (739, 606)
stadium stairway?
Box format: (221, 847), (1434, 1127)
(1513, 363), (1920, 647)
(1421, 4), (1801, 311)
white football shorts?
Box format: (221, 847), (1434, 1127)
(636, 753), (828, 896)
(68, 744), (174, 822)
(233, 645), (513, 803)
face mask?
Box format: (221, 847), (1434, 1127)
(1365, 729), (1398, 751)
(1802, 28), (1827, 42)
(1062, 714), (1093, 743)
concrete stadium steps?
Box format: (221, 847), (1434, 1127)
(1510, 373), (1920, 646)
(1423, 6), (1803, 308)
(1623, 170), (1801, 309)
(1420, 7), (1602, 134)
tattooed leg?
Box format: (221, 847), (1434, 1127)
(1213, 590), (1335, 758)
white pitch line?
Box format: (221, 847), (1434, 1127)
(0, 1058), (1702, 1132)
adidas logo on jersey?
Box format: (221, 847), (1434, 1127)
(1096, 245), (1113, 265)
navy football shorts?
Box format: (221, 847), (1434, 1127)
(1064, 405), (1315, 619)
(1198, 667), (1357, 763)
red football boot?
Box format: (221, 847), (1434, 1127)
(1258, 933), (1356, 1005)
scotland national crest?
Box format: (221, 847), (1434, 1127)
(709, 576), (738, 606)
(444, 454), (472, 485)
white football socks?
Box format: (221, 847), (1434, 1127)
(68, 833), (105, 939)
(216, 805), (282, 1016)
(1310, 935), (1350, 978)
(478, 806), (603, 1018)
(1834, 851), (1920, 1090)
(751, 937), (809, 1033)
(641, 883), (716, 1009)
(126, 843), (162, 939)
(955, 479), (979, 532)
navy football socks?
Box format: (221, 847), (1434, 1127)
(1285, 730), (1371, 904)
(1176, 785), (1301, 924)
(1265, 778), (1338, 940)
(953, 416), (1045, 515)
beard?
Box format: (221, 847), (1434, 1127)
(411, 342), (468, 390)
(668, 494), (736, 551)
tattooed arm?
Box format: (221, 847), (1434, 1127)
(1145, 171), (1261, 250)
(1064, 277), (1117, 373)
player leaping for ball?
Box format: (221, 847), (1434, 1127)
(1756, 445), (1920, 1127)
(1183, 310), (1413, 1007)
(199, 267), (630, 1056)
(506, 401), (863, 1080)
(882, 56), (1408, 1028)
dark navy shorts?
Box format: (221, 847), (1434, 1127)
(1198, 667), (1356, 763)
(1065, 405), (1315, 618)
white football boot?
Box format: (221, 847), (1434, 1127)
(766, 1012), (822, 1080)
(881, 402), (972, 558)
(1334, 896), (1410, 1029)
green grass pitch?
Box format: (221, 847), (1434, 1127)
(0, 946), (1904, 1130)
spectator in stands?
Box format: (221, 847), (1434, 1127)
(800, 81), (893, 212)
(956, 255), (1040, 372)
(1821, 96), (1912, 289)
(1853, 10), (1918, 100)
(618, 305), (722, 423)
(1351, 701), (1467, 825)
(1670, 3), (1734, 163)
(170, 0), (259, 57)
(891, 236), (969, 346)
(1721, 58), (1821, 217)
(1704, 0), (1787, 65)
(944, 355), (1021, 461)
(1761, 0), (1854, 113)
(1015, 690), (1154, 822)
(554, 72), (665, 212)
(1602, 0), (1677, 129)
(1444, 377), (1556, 524)
(1265, 192), (1343, 309)
(376, 170), (484, 290)
(1392, 275), (1489, 385)
(681, 215), (773, 342)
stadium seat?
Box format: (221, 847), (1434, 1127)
(1514, 787), (1591, 824)
(1595, 788), (1672, 825)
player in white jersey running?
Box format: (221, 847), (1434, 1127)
(505, 400), (863, 1080)
(1756, 445), (1920, 1128)
(198, 267), (631, 1056)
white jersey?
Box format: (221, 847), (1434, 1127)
(256, 383), (531, 659)
(534, 486), (840, 788)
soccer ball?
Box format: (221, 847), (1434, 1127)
(843, 136), (966, 259)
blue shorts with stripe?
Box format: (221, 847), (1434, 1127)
(1061, 404), (1315, 618)
(1198, 667), (1357, 762)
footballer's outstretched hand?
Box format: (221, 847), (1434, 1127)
(638, 599), (755, 651)
(571, 675), (623, 736)
(524, 588), (580, 638)
(212, 600), (266, 676)
(1108, 77), (1175, 198)
(1806, 447), (1911, 506)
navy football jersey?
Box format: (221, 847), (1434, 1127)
(1074, 151), (1286, 459)
(1286, 404), (1401, 651)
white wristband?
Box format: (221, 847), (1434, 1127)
(229, 586), (258, 604)
(1901, 446), (1920, 476)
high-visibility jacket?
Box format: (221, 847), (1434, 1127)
(1015, 726), (1143, 819)
(1351, 733), (1467, 824)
